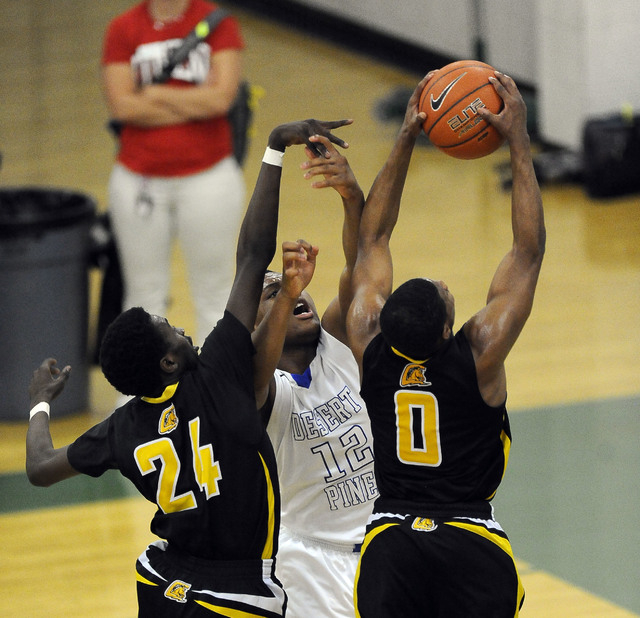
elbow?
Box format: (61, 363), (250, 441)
(526, 244), (545, 271)
(535, 226), (547, 262)
(26, 456), (64, 487)
(26, 465), (53, 487)
(104, 95), (128, 122)
(521, 225), (546, 265)
(241, 236), (277, 269)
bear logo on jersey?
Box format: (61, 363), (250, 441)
(165, 580), (191, 603)
(400, 364), (431, 387)
(159, 404), (178, 434)
(411, 517), (438, 532)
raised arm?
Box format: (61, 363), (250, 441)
(464, 72), (546, 406)
(346, 74), (433, 371)
(227, 119), (352, 332)
(299, 134), (365, 343)
(26, 359), (79, 487)
(252, 239), (318, 408)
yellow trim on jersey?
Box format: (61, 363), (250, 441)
(445, 521), (525, 616)
(487, 426), (512, 500)
(259, 452), (276, 560)
(195, 600), (266, 617)
(500, 426), (512, 476)
(354, 522), (399, 618)
(135, 572), (159, 587)
(391, 346), (429, 364)
(142, 382), (179, 404)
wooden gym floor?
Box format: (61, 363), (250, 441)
(1, 1), (639, 616)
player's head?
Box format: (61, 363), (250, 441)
(100, 307), (199, 396)
(380, 278), (454, 359)
(254, 270), (321, 344)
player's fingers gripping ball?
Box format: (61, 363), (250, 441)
(419, 60), (505, 159)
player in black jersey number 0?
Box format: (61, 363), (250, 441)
(346, 71), (545, 616)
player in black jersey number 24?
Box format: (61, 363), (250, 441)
(25, 119), (352, 617)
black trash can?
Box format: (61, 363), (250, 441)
(0, 188), (96, 420)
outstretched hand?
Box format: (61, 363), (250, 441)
(268, 119), (353, 157)
(29, 358), (71, 407)
(402, 71), (436, 136)
(477, 72), (528, 145)
(300, 134), (362, 202)
(280, 239), (318, 301)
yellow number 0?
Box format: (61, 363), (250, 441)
(395, 390), (442, 466)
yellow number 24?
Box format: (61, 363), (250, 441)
(134, 417), (222, 513)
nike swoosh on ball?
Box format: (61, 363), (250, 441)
(430, 73), (467, 111)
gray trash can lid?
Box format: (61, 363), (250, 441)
(0, 187), (95, 238)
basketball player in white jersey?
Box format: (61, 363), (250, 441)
(252, 133), (378, 617)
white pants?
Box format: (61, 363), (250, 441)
(276, 527), (360, 618)
(108, 158), (245, 346)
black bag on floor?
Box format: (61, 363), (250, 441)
(582, 114), (640, 198)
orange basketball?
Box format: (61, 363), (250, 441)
(419, 60), (505, 159)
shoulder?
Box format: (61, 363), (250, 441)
(192, 0), (244, 49)
(199, 312), (254, 366)
(211, 19), (244, 51)
(318, 328), (351, 358)
(458, 320), (506, 406)
(362, 331), (386, 363)
(317, 329), (360, 378)
(108, 2), (146, 31)
(210, 309), (252, 340)
(103, 3), (148, 60)
(192, 0), (219, 12)
(423, 328), (475, 371)
(271, 369), (295, 403)
(452, 326), (473, 355)
(266, 370), (295, 440)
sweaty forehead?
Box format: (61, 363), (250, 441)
(263, 271), (282, 289)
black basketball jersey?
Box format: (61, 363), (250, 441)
(68, 312), (280, 561)
(361, 327), (511, 508)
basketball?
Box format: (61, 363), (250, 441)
(419, 60), (505, 160)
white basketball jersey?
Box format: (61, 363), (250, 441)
(267, 329), (378, 545)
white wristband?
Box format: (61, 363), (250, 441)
(262, 147), (284, 167)
(29, 402), (50, 420)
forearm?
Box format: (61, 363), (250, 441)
(108, 89), (186, 126)
(26, 414), (76, 487)
(333, 191), (365, 330)
(510, 135), (546, 260)
(142, 82), (235, 121)
(341, 188), (365, 269)
(237, 160), (282, 270)
(360, 125), (417, 246)
(253, 293), (297, 390)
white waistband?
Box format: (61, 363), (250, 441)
(281, 526), (362, 554)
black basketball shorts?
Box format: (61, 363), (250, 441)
(135, 540), (286, 617)
(354, 513), (524, 617)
